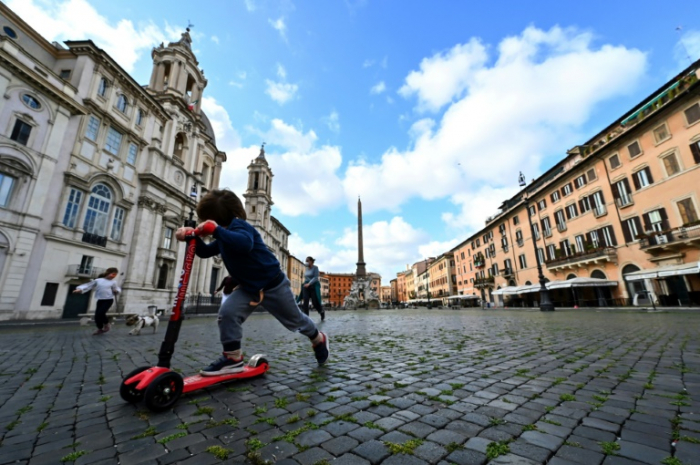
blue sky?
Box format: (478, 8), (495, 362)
(11, 0), (700, 282)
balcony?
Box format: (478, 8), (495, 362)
(82, 232), (107, 247)
(474, 259), (485, 268)
(593, 205), (607, 218)
(556, 222), (567, 233)
(66, 265), (106, 279)
(474, 276), (495, 288)
(543, 228), (553, 238)
(545, 247), (617, 271)
(615, 193), (634, 208)
(639, 225), (700, 253)
(501, 268), (515, 278)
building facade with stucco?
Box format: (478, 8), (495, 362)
(0, 4), (227, 319)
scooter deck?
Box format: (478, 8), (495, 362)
(182, 364), (268, 393)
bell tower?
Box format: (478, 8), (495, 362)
(243, 144), (274, 235)
(148, 27), (207, 114)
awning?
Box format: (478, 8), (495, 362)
(447, 295), (480, 300)
(548, 277), (618, 289)
(493, 286), (518, 296)
(624, 262), (700, 282)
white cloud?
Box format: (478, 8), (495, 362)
(343, 25), (647, 241)
(323, 110), (340, 133)
(211, 35), (220, 44)
(244, 0), (256, 12)
(362, 59), (375, 68)
(291, 216), (429, 282)
(276, 63), (287, 79)
(370, 81), (386, 95)
(7, 0), (180, 73)
(269, 17), (287, 41)
(265, 80), (299, 104)
(201, 96), (247, 193)
(675, 29), (700, 66)
(251, 119), (318, 153)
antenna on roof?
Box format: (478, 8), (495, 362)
(676, 26), (692, 65)
(186, 20), (194, 32)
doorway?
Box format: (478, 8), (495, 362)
(62, 284), (90, 318)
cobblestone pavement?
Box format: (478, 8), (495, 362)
(2, 309), (700, 465)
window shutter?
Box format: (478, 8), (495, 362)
(622, 220), (632, 243)
(622, 178), (632, 194)
(598, 191), (605, 203)
(565, 207), (571, 220)
(608, 226), (617, 246)
(550, 193), (555, 203)
(642, 213), (651, 232)
(579, 199), (585, 211)
(690, 142), (700, 164)
(633, 217), (643, 238)
(560, 187), (566, 197)
(584, 232), (592, 248)
(611, 182), (620, 200)
(632, 171), (641, 190)
(644, 167), (654, 184)
(659, 208), (670, 230)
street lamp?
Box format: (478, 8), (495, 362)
(519, 172), (555, 312)
(186, 182), (198, 228)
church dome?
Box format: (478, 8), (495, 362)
(200, 111), (216, 145)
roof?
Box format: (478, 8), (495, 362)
(200, 111), (215, 145)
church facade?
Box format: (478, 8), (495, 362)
(0, 4), (226, 319)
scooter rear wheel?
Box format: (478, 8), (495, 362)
(250, 357), (268, 368)
(119, 366), (151, 403)
(144, 371), (184, 412)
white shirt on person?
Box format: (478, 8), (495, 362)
(77, 278), (121, 300)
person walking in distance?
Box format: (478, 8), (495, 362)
(302, 257), (326, 322)
(73, 267), (121, 335)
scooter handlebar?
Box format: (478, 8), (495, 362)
(195, 221), (217, 237)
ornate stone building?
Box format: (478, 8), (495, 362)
(0, 4), (226, 319)
(242, 145), (290, 273)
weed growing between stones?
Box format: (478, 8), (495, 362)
(486, 441), (510, 459)
(131, 426), (157, 439)
(59, 451), (87, 462)
(158, 432), (187, 444)
(383, 439), (423, 455)
(206, 445), (232, 460)
(599, 441), (620, 455)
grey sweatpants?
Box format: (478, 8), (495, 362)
(218, 275), (318, 347)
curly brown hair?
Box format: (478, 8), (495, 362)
(196, 189), (247, 226)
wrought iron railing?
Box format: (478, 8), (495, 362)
(545, 247), (616, 268)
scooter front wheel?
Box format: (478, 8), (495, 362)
(144, 371), (184, 412)
(119, 366), (151, 403)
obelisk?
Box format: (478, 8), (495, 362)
(355, 197), (367, 277)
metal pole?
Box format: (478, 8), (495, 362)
(522, 180), (555, 312)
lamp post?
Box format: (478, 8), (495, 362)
(185, 183), (198, 228)
(519, 172), (555, 312)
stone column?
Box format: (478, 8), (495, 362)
(124, 197), (158, 286)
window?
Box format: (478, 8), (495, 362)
(22, 94), (41, 110)
(547, 244), (556, 261)
(513, 215), (519, 225)
(163, 227), (174, 249)
(10, 119), (31, 145)
(555, 210), (566, 230)
(541, 217), (552, 237)
(40, 283), (59, 306)
(127, 143), (138, 165)
(646, 209), (666, 233)
(529, 205), (536, 217)
(536, 248), (545, 265)
(518, 254), (527, 269)
(566, 203), (578, 220)
(110, 207), (125, 241)
(498, 224), (506, 234)
(533, 223), (540, 240)
(59, 69), (71, 79)
(550, 190), (560, 203)
(686, 103), (700, 125)
(653, 124), (670, 143)
(105, 127), (123, 155)
(0, 172), (15, 207)
(3, 26), (17, 39)
(608, 154), (621, 169)
(83, 184), (112, 237)
(476, 239), (480, 247)
(116, 94), (128, 113)
(613, 178), (633, 207)
(79, 255), (94, 274)
(561, 239), (572, 256)
(600, 226), (617, 247)
(561, 183), (573, 196)
(591, 191), (606, 217)
(492, 263), (499, 275)
(135, 109), (143, 126)
(62, 188), (83, 227)
(157, 264), (169, 289)
(515, 230), (523, 246)
(504, 259), (512, 273)
(97, 78), (107, 97)
(662, 153), (681, 176)
(633, 167), (653, 189)
(677, 198), (698, 225)
(691, 142), (700, 165)
(575, 235), (585, 253)
(586, 168), (597, 182)
(85, 116), (100, 141)
(589, 230), (600, 248)
(574, 175), (587, 189)
(627, 141), (642, 158)
(623, 217), (642, 243)
(538, 199), (546, 211)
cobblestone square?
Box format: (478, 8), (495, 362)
(1, 309), (700, 465)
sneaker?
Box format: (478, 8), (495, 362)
(312, 332), (329, 365)
(92, 329), (104, 336)
(102, 324), (110, 333)
(200, 354), (245, 376)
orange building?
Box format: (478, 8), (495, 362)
(440, 60), (700, 308)
(428, 253), (457, 305)
(321, 272), (355, 307)
(396, 269), (411, 303)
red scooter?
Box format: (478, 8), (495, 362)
(119, 228), (269, 412)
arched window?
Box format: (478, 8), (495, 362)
(566, 274), (577, 280)
(97, 78), (108, 97)
(174, 133), (185, 159)
(83, 184), (112, 237)
(591, 270), (607, 280)
(622, 264), (646, 301)
(116, 94), (128, 113)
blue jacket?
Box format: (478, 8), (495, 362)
(194, 219), (281, 295)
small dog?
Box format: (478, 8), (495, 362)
(125, 314), (159, 335)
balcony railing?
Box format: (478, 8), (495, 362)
(545, 247), (617, 269)
(474, 260), (485, 268)
(501, 268), (514, 277)
(615, 193), (634, 208)
(556, 222), (567, 233)
(82, 232), (107, 247)
(474, 276), (495, 287)
(593, 205), (607, 218)
(639, 225), (700, 250)
(66, 265), (106, 279)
